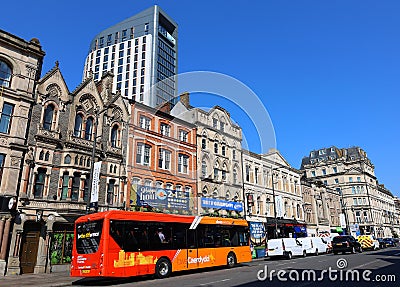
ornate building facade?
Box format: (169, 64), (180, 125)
(243, 149), (305, 239)
(171, 93), (244, 216)
(300, 178), (341, 236)
(301, 146), (397, 238)
(0, 29), (45, 275)
(6, 65), (129, 275)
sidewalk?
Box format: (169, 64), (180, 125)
(2, 270), (78, 287)
(1, 258), (266, 286)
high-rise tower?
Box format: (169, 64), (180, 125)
(83, 6), (178, 107)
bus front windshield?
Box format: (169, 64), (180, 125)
(76, 220), (103, 254)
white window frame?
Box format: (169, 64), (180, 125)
(136, 143), (151, 166)
(158, 148), (171, 170)
(139, 115), (151, 130)
(179, 130), (188, 142)
(160, 123), (170, 136)
(178, 154), (189, 174)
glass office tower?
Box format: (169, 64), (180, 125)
(83, 5), (178, 107)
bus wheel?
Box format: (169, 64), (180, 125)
(155, 258), (171, 279)
(227, 252), (236, 268)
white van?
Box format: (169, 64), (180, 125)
(298, 237), (328, 255)
(267, 238), (306, 259)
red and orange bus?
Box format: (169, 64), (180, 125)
(70, 210), (251, 279)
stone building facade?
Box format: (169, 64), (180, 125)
(300, 178), (341, 236)
(0, 29), (45, 275)
(243, 149), (305, 239)
(127, 101), (197, 215)
(301, 146), (397, 238)
(6, 65), (129, 275)
(171, 93), (244, 216)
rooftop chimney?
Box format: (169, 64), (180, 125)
(180, 92), (190, 108)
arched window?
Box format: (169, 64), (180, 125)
(233, 168), (238, 184)
(84, 117), (93, 140)
(201, 160), (207, 177)
(111, 124), (119, 147)
(43, 104), (54, 130)
(73, 113), (83, 137)
(109, 164), (113, 173)
(0, 60), (12, 87)
(212, 188), (219, 198)
(39, 150), (44, 160)
(64, 154), (71, 164)
(297, 204), (301, 219)
(45, 151), (50, 161)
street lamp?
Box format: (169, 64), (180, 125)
(268, 166), (281, 239)
(86, 95), (121, 214)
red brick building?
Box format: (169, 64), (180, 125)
(127, 101), (197, 215)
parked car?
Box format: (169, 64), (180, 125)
(383, 238), (396, 247)
(377, 238), (386, 249)
(298, 237), (328, 255)
(332, 235), (362, 254)
(267, 238), (306, 259)
(357, 235), (379, 251)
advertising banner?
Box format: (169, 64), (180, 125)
(200, 197), (243, 212)
(135, 185), (190, 211)
(249, 222), (266, 243)
(90, 161), (102, 203)
(275, 195), (284, 218)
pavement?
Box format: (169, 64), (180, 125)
(1, 258), (266, 287)
(2, 270), (76, 287)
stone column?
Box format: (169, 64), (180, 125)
(0, 218), (12, 275)
(0, 218), (11, 260)
(0, 217), (5, 249)
(33, 224), (47, 274)
(6, 229), (22, 275)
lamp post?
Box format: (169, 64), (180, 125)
(86, 95), (120, 214)
(268, 166), (281, 239)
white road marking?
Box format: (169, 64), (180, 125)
(199, 278), (231, 286)
(352, 259), (380, 269)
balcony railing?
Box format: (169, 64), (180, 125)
(67, 131), (101, 149)
(36, 124), (61, 140)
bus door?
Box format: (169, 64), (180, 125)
(186, 229), (198, 269)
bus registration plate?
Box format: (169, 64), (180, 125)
(82, 270), (90, 274)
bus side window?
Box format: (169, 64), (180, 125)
(172, 224), (187, 249)
(110, 220), (125, 249)
(230, 230), (239, 246)
(124, 222), (139, 252)
(186, 230), (196, 249)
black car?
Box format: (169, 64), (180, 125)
(377, 238), (386, 249)
(383, 238), (396, 247)
(332, 235), (362, 254)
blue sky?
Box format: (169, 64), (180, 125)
(2, 1), (399, 196)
